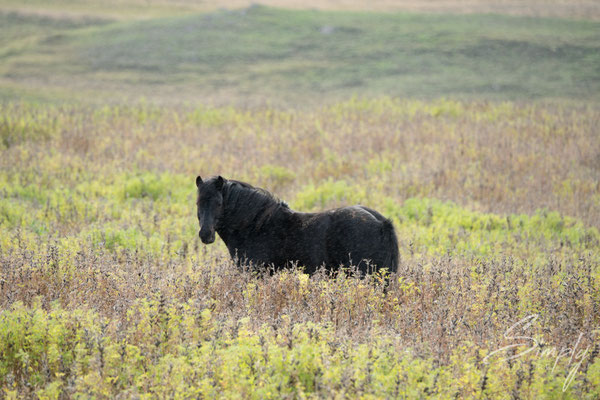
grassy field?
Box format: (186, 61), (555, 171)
(1, 1), (600, 399)
(1, 6), (599, 105)
(1, 99), (600, 398)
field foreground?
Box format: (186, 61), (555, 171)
(1, 98), (600, 398)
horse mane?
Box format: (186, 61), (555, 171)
(222, 180), (289, 231)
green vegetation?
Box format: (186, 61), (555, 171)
(3, 298), (600, 399)
(1, 6), (599, 104)
(1, 99), (599, 398)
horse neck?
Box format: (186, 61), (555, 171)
(218, 183), (286, 237)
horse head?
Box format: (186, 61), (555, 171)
(196, 175), (226, 244)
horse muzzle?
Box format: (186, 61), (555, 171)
(199, 229), (215, 244)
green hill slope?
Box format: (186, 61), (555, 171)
(1, 6), (599, 105)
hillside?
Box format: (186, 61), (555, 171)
(1, 6), (599, 105)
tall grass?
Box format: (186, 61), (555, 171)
(1, 98), (599, 398)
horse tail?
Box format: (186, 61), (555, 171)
(381, 218), (399, 273)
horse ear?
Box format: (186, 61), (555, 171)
(216, 176), (225, 190)
(196, 176), (203, 187)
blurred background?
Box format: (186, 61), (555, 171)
(1, 0), (599, 106)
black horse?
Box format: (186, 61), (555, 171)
(196, 175), (398, 275)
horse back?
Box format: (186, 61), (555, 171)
(324, 205), (398, 273)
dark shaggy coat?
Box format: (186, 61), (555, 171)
(196, 175), (398, 275)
